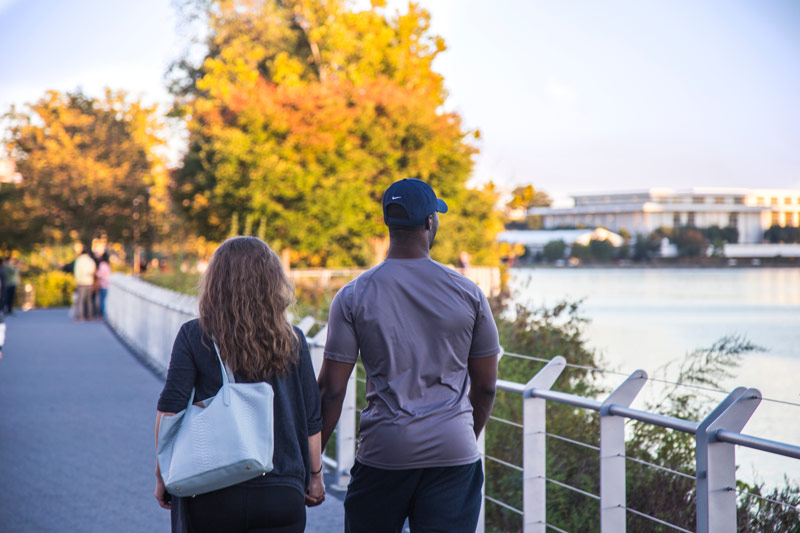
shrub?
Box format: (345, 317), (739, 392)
(588, 238), (615, 261)
(542, 240), (566, 262)
(31, 271), (76, 308)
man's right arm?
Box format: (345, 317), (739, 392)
(318, 288), (359, 449)
(317, 359), (355, 449)
(468, 354), (498, 438)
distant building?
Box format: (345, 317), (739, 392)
(498, 228), (624, 255)
(528, 188), (800, 244)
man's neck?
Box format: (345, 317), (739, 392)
(386, 240), (430, 259)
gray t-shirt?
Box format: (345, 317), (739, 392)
(324, 257), (500, 469)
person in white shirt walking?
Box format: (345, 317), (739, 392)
(73, 246), (97, 322)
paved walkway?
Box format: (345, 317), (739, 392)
(0, 309), (344, 532)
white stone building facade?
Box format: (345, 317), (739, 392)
(529, 188), (800, 244)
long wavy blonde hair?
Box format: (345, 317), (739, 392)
(199, 236), (298, 380)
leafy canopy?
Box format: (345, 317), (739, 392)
(171, 0), (502, 266)
(3, 89), (168, 248)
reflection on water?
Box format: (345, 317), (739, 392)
(509, 267), (800, 485)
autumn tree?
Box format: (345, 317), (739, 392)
(170, 0), (503, 266)
(3, 90), (168, 248)
(506, 184), (552, 230)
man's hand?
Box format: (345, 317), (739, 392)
(305, 472), (325, 507)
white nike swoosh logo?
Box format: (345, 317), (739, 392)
(391, 196), (402, 199)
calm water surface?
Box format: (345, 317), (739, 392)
(509, 267), (800, 485)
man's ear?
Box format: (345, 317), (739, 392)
(425, 215), (432, 230)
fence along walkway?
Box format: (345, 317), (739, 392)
(107, 274), (800, 533)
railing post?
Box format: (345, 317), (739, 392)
(335, 363), (357, 490)
(599, 370), (648, 533)
(476, 429), (486, 533)
(523, 356), (566, 533)
(696, 387), (761, 533)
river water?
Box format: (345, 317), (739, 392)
(508, 267), (800, 486)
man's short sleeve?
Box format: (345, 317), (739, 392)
(469, 291), (501, 358)
(323, 286), (359, 364)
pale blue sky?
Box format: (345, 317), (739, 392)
(2, 0), (799, 200)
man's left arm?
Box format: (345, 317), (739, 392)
(468, 354), (498, 437)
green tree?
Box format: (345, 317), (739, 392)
(542, 239), (566, 262)
(570, 242), (590, 261)
(588, 238), (615, 262)
(633, 232), (661, 262)
(674, 227), (707, 257)
(3, 89), (168, 248)
(170, 0), (502, 266)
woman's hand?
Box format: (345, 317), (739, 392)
(155, 472), (172, 510)
(305, 471), (325, 507)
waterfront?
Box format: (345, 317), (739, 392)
(509, 267), (800, 486)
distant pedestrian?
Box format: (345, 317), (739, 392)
(0, 257), (5, 312)
(95, 253), (111, 318)
(155, 236), (324, 533)
(0, 310), (5, 362)
(318, 178), (500, 533)
(73, 246), (96, 322)
(2, 257), (20, 315)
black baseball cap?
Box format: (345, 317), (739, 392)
(382, 179), (448, 227)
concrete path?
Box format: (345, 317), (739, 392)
(0, 309), (344, 532)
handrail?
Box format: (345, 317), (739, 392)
(715, 429), (800, 460)
(607, 404), (698, 435)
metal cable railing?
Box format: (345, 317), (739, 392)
(544, 432), (599, 451)
(488, 415), (523, 429)
(622, 505), (693, 532)
(543, 476), (600, 501)
(619, 454), (695, 481)
(484, 495), (523, 515)
(733, 486), (800, 513)
(484, 454), (523, 472)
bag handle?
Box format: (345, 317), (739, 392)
(183, 340), (236, 410)
(212, 341), (234, 406)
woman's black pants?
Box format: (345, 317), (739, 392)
(187, 484), (306, 533)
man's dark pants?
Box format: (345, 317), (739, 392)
(344, 459), (483, 533)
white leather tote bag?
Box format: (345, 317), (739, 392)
(157, 342), (274, 496)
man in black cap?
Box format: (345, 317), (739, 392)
(318, 178), (499, 532)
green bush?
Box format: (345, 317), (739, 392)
(542, 240), (566, 262)
(32, 271), (76, 308)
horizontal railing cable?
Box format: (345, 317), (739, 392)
(619, 454), (695, 480)
(733, 486), (800, 513)
(543, 477), (600, 501)
(544, 522), (570, 533)
(488, 415), (523, 428)
(544, 432), (599, 451)
(502, 351), (550, 363)
(761, 396), (800, 409)
(622, 505), (693, 533)
(484, 495), (523, 515)
(485, 454), (523, 472)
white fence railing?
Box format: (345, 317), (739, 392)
(107, 274), (800, 532)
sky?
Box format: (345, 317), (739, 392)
(1, 0), (799, 201)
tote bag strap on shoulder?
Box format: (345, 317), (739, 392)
(184, 340), (237, 410)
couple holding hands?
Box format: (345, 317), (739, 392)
(154, 179), (500, 533)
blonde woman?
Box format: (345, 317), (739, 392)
(155, 237), (324, 532)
